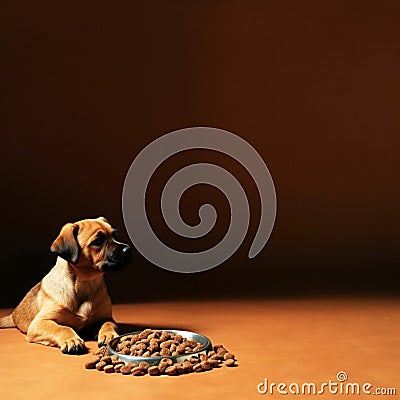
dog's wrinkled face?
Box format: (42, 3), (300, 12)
(50, 217), (132, 272)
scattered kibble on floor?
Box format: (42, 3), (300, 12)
(85, 328), (237, 376)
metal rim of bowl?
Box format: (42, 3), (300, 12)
(107, 329), (212, 366)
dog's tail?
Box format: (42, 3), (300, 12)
(0, 314), (16, 328)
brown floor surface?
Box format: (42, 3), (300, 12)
(0, 298), (399, 400)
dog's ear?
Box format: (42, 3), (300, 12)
(97, 216), (109, 224)
(50, 223), (80, 264)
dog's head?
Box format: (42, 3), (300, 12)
(50, 217), (132, 272)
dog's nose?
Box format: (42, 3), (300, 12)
(121, 245), (131, 253)
(120, 244), (133, 262)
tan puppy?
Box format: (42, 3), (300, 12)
(0, 217), (132, 354)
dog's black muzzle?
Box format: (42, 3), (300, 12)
(102, 242), (133, 271)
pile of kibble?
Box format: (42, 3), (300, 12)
(114, 328), (205, 357)
(84, 328), (237, 376)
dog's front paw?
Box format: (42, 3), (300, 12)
(61, 338), (87, 354)
(98, 321), (119, 347)
(98, 331), (118, 348)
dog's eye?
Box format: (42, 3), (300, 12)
(91, 236), (105, 247)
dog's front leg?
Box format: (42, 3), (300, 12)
(97, 320), (119, 347)
(27, 317), (86, 354)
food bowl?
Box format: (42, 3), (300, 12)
(107, 329), (212, 366)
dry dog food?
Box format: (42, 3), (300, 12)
(114, 329), (203, 357)
(85, 329), (237, 376)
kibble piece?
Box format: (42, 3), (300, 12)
(151, 352), (161, 357)
(142, 351), (151, 357)
(138, 328), (152, 340)
(180, 340), (190, 349)
(111, 355), (120, 364)
(136, 342), (147, 351)
(104, 365), (115, 373)
(132, 367), (145, 376)
(199, 353), (208, 362)
(130, 334), (139, 343)
(120, 362), (137, 375)
(189, 356), (199, 364)
(177, 344), (186, 353)
(182, 360), (193, 373)
(171, 351), (180, 356)
(218, 346), (227, 353)
(174, 335), (183, 343)
(225, 359), (236, 367)
(209, 359), (219, 368)
(193, 344), (203, 352)
(165, 365), (177, 375)
(161, 357), (173, 366)
(207, 350), (216, 357)
(100, 356), (112, 364)
(175, 363), (184, 374)
(148, 366), (159, 375)
(148, 332), (159, 340)
(120, 365), (132, 375)
(94, 347), (107, 356)
(193, 363), (203, 373)
(148, 341), (159, 352)
(138, 362), (150, 371)
(216, 350), (226, 359)
(118, 341), (130, 351)
(96, 361), (107, 371)
(93, 346), (107, 356)
(114, 363), (124, 373)
(200, 360), (211, 370)
(158, 362), (168, 374)
(160, 348), (171, 356)
(223, 352), (235, 361)
(159, 331), (169, 341)
(160, 340), (173, 349)
(85, 356), (101, 369)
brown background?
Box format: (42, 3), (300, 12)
(1, 0), (399, 307)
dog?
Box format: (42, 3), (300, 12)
(0, 216), (132, 354)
